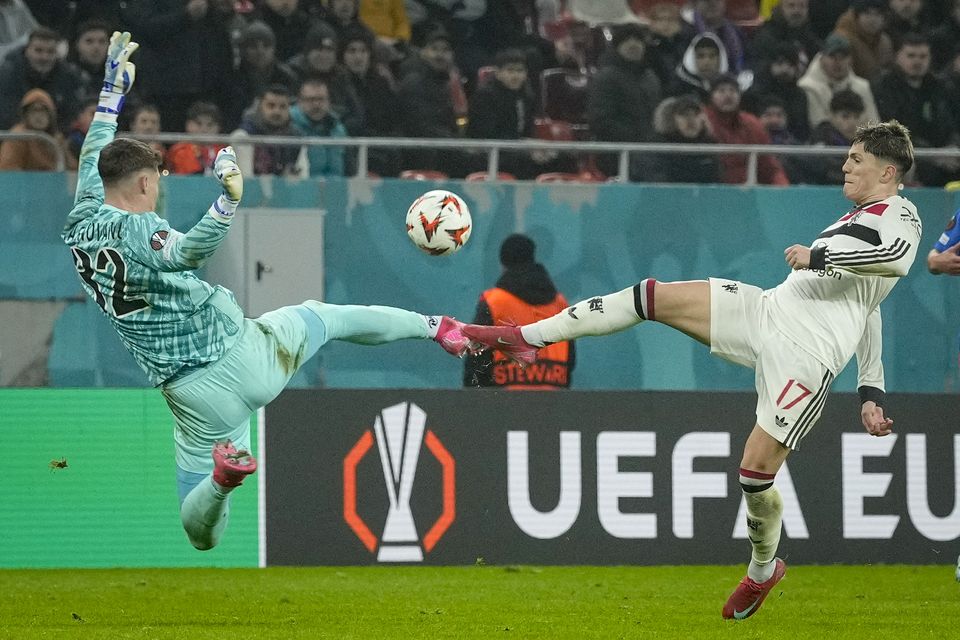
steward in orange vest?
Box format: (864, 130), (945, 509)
(464, 234), (575, 389)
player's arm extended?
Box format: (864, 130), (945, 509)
(73, 32), (138, 210)
(809, 204), (922, 277)
(855, 307), (894, 436)
(126, 147), (243, 272)
(927, 208), (960, 274)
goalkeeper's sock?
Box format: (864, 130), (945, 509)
(179, 476), (231, 551)
(740, 469), (783, 583)
(301, 301), (431, 345)
(521, 281), (650, 347)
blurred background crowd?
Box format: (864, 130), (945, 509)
(1, 0), (960, 186)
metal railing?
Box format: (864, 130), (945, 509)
(0, 131), (65, 171)
(6, 129), (958, 185)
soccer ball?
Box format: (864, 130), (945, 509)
(405, 190), (472, 255)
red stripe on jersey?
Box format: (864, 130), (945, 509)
(862, 203), (888, 215)
(739, 467), (776, 480)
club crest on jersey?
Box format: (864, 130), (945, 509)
(150, 229), (168, 250)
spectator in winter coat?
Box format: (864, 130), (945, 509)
(668, 32), (728, 101)
(231, 83), (306, 177)
(798, 34), (880, 129)
(704, 74), (790, 185)
(290, 78), (348, 177)
(251, 0), (321, 63)
(742, 43), (810, 143)
(0, 27), (82, 133)
(688, 0), (746, 72)
(749, 0), (821, 72)
(166, 101), (226, 175)
(873, 31), (959, 185)
(831, 0), (893, 82)
(236, 20), (300, 117)
(587, 23), (662, 178)
(650, 93), (721, 183)
(67, 20), (110, 102)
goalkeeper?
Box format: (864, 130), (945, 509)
(62, 32), (471, 551)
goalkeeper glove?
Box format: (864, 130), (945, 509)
(210, 146), (243, 222)
(97, 31), (139, 116)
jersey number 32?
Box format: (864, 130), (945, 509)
(71, 247), (149, 317)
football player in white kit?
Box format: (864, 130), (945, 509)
(462, 120), (921, 619)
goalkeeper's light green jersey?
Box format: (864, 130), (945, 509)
(62, 116), (244, 385)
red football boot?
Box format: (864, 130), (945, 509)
(722, 558), (786, 620)
(461, 324), (538, 366)
(212, 440), (257, 489)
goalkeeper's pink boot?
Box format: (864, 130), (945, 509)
(434, 316), (472, 357)
(212, 440), (257, 489)
(461, 324), (538, 366)
(722, 558), (786, 620)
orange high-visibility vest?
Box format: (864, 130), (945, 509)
(481, 287), (572, 390)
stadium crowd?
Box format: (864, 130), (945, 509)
(1, 0), (959, 185)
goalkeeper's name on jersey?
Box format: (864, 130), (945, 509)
(64, 219), (124, 243)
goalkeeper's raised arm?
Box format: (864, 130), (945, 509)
(70, 31), (139, 215)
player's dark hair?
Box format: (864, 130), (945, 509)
(98, 138), (163, 186)
(829, 89), (865, 115)
(852, 120), (914, 177)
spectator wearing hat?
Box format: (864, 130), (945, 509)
(668, 32), (728, 101)
(704, 74), (790, 185)
(651, 94), (720, 183)
(588, 23), (662, 180)
(252, 0), (322, 63)
(236, 20), (300, 117)
(0, 88), (74, 171)
(798, 33), (880, 129)
(289, 22), (364, 136)
(124, 0), (241, 132)
(464, 234), (575, 391)
(873, 31), (959, 185)
(749, 0), (821, 72)
(742, 43), (810, 143)
(397, 27), (467, 175)
(831, 0), (894, 81)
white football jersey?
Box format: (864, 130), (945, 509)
(767, 195), (922, 383)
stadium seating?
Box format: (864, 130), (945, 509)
(535, 171), (606, 183)
(398, 170), (449, 181)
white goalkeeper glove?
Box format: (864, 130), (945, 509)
(97, 31), (138, 116)
(210, 146), (243, 221)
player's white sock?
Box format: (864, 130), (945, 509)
(521, 281), (650, 347)
(180, 476), (231, 551)
(740, 468), (782, 583)
(302, 301), (431, 344)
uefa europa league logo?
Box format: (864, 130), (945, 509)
(374, 402), (427, 561)
(344, 401), (456, 561)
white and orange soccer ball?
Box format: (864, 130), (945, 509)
(405, 190), (472, 255)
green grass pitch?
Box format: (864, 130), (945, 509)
(1, 565), (956, 639)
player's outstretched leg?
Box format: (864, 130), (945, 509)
(462, 281), (653, 362)
(179, 441), (257, 551)
(301, 301), (471, 357)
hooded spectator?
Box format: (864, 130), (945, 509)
(0, 88), (74, 170)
